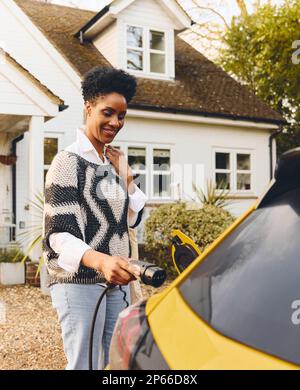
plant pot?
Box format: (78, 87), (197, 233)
(0, 155), (17, 165)
(0, 262), (25, 285)
(25, 262), (40, 287)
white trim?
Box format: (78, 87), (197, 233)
(127, 109), (280, 130)
(43, 132), (63, 180)
(112, 140), (173, 201)
(213, 148), (255, 195)
(84, 0), (191, 38)
(160, 0), (191, 29)
(4, 0), (81, 90)
(0, 58), (59, 117)
(124, 22), (171, 79)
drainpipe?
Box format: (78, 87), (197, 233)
(269, 126), (283, 180)
(11, 133), (24, 241)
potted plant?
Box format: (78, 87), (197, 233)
(0, 248), (29, 285)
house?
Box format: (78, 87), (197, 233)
(0, 0), (285, 253)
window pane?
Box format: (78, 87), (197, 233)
(134, 173), (146, 193)
(127, 49), (143, 71)
(216, 152), (230, 170)
(150, 53), (165, 73)
(150, 30), (165, 50)
(216, 173), (230, 190)
(153, 174), (171, 197)
(128, 147), (146, 170)
(237, 173), (251, 190)
(127, 26), (143, 48)
(153, 149), (170, 171)
(44, 137), (58, 165)
(237, 154), (251, 170)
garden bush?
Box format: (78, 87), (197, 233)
(143, 202), (235, 276)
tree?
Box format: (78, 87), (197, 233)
(177, 0), (257, 60)
(218, 0), (300, 155)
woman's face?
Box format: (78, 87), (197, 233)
(85, 92), (127, 145)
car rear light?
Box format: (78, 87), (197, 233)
(109, 300), (148, 370)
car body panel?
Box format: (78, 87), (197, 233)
(144, 180), (300, 369)
(147, 287), (298, 370)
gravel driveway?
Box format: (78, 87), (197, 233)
(0, 283), (169, 370)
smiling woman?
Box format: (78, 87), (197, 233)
(43, 67), (147, 370)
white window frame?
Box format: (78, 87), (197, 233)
(112, 141), (173, 201)
(123, 22), (171, 79)
(151, 147), (172, 200)
(43, 132), (63, 179)
(213, 148), (255, 194)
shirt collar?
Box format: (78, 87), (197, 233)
(77, 126), (109, 164)
(77, 126), (95, 153)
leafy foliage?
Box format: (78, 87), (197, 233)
(143, 202), (235, 274)
(219, 0), (300, 154)
(192, 179), (230, 208)
(0, 248), (31, 264)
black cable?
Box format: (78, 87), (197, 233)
(119, 286), (129, 308)
(88, 284), (129, 370)
(88, 285), (110, 370)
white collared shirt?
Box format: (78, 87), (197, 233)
(49, 127), (147, 273)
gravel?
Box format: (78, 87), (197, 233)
(0, 282), (171, 370)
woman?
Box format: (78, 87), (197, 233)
(43, 67), (147, 370)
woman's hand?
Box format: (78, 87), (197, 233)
(81, 250), (140, 285)
(105, 146), (134, 191)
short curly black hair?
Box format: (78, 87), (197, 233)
(81, 67), (137, 104)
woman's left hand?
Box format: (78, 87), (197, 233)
(105, 145), (134, 188)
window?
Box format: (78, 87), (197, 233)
(214, 150), (253, 192)
(114, 143), (172, 200)
(43, 136), (60, 185)
(215, 152), (231, 190)
(127, 26), (143, 71)
(126, 24), (166, 75)
(128, 147), (147, 194)
(152, 149), (171, 198)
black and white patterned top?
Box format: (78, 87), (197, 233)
(42, 150), (130, 287)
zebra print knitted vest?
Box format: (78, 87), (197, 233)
(42, 150), (129, 287)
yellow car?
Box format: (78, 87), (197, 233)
(109, 148), (300, 370)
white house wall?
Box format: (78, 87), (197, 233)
(0, 0), (83, 144)
(114, 116), (271, 216)
(120, 0), (175, 28)
(93, 21), (119, 66)
(0, 0), (85, 240)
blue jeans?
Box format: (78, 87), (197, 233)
(50, 283), (131, 370)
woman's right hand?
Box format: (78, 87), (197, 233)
(81, 250), (139, 285)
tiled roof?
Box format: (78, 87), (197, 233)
(15, 0), (284, 125)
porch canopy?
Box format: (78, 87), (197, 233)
(0, 51), (64, 248)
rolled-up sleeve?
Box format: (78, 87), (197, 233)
(49, 232), (92, 273)
(128, 184), (147, 227)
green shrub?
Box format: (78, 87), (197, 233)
(0, 248), (31, 264)
(143, 202), (235, 275)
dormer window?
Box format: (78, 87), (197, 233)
(76, 0), (192, 81)
(126, 24), (167, 76)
